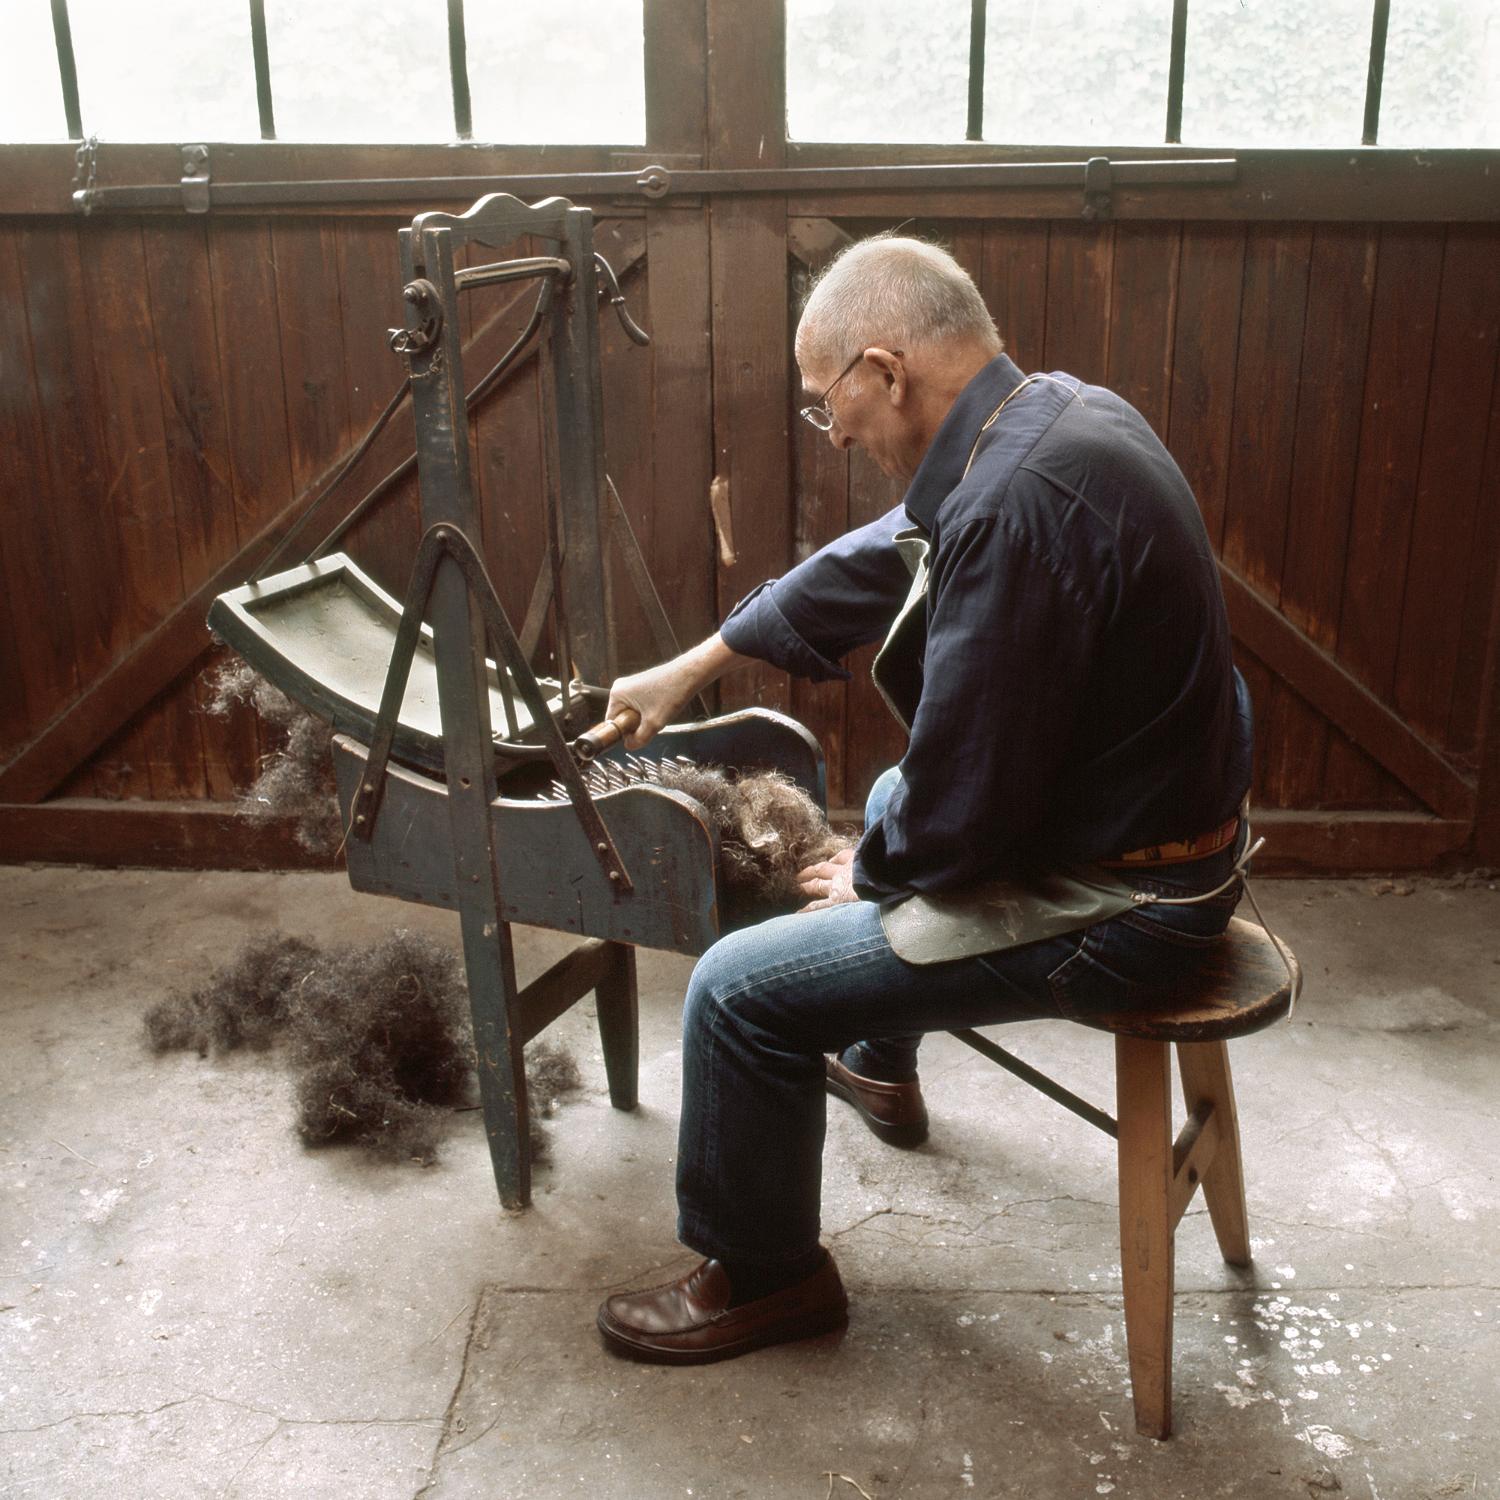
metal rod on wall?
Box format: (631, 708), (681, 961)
(249, 0), (276, 140)
(449, 0), (474, 142)
(1363, 0), (1390, 146)
(1166, 0), (1189, 144)
(966, 0), (987, 143)
(50, 0), (83, 141)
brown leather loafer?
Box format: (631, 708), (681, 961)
(597, 1255), (848, 1364)
(825, 1054), (929, 1147)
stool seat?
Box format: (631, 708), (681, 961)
(1076, 916), (1299, 1042)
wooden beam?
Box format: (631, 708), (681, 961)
(707, 0), (791, 718)
(0, 236), (646, 806)
(1168, 1104), (1221, 1228)
(1221, 563), (1476, 821)
(1250, 810), (1470, 872)
(0, 799), (337, 870)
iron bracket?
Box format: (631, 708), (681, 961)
(1082, 155), (1113, 220)
(181, 145), (211, 214)
(70, 135), (99, 215)
(388, 279), (444, 356)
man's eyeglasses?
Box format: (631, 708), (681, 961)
(798, 348), (901, 431)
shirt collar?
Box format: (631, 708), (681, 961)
(901, 353), (1028, 532)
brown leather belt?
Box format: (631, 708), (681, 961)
(1099, 815), (1241, 868)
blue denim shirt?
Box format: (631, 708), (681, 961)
(721, 354), (1254, 900)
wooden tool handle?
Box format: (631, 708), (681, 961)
(573, 707), (641, 761)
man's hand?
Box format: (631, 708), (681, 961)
(796, 845), (859, 912)
(604, 633), (750, 750)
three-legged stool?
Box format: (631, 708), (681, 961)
(951, 914), (1300, 1438)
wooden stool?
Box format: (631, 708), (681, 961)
(951, 915), (1300, 1439)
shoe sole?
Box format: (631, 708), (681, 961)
(596, 1304), (849, 1365)
(825, 1073), (929, 1148)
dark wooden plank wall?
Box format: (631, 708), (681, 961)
(1, 162), (1498, 871)
(0, 207), (671, 808)
(790, 215), (1500, 826)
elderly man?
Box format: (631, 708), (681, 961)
(595, 236), (1253, 1364)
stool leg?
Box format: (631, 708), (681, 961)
(1175, 1041), (1251, 1267)
(1116, 1035), (1175, 1439)
(594, 941), (639, 1111)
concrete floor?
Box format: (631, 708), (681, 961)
(1, 865), (1496, 1500)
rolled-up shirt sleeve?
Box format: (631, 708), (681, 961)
(719, 505), (914, 681)
(853, 512), (1101, 897)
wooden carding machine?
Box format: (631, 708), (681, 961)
(209, 193), (825, 1209)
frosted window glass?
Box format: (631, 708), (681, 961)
(464, 1), (644, 145)
(787, 0), (969, 143)
(265, 0), (453, 143)
(1380, 0), (1500, 147)
(0, 2), (70, 141)
(1181, 0), (1371, 146)
(983, 0), (1171, 145)
(67, 0), (260, 142)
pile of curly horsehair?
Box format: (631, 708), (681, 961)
(144, 930), (582, 1166)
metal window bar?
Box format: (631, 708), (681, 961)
(448, 0), (473, 141)
(249, 0), (276, 140)
(966, 0), (987, 143)
(1165, 0), (1189, 144)
(50, 0), (83, 141)
(1363, 0), (1390, 146)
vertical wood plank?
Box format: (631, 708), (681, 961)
(209, 219), (298, 544)
(142, 218), (247, 799)
(334, 217), (418, 592)
(1168, 223), (1246, 549)
(1327, 225), (1444, 807)
(1473, 367), (1500, 860)
(82, 219), (195, 798)
(1106, 221), (1182, 440)
(707, 0), (791, 716)
(1393, 225), (1500, 747)
(1272, 224), (1379, 808)
(1041, 221), (1114, 383)
(1220, 223), (1312, 598)
(0, 226), (82, 754)
(272, 218), (353, 499)
(15, 220), (119, 794)
(474, 338), (547, 643)
(1335, 224), (1444, 696)
(645, 206), (718, 657)
(980, 221), (1049, 372)
(1219, 225), (1313, 820)
(1280, 225), (1379, 648)
(1449, 323), (1500, 763)
(644, 0), (707, 154)
(599, 248), (657, 674)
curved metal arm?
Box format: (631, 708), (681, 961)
(594, 252), (651, 346)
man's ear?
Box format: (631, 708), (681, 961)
(865, 347), (905, 405)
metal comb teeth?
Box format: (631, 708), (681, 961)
(533, 754), (689, 802)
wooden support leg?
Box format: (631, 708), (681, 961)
(462, 912), (530, 1211)
(1176, 1040), (1252, 1267)
(594, 941), (639, 1111)
(1116, 1035), (1175, 1439)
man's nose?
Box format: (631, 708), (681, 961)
(826, 421), (854, 452)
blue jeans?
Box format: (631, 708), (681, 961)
(675, 768), (1246, 1268)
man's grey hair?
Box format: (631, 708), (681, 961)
(796, 235), (1002, 372)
